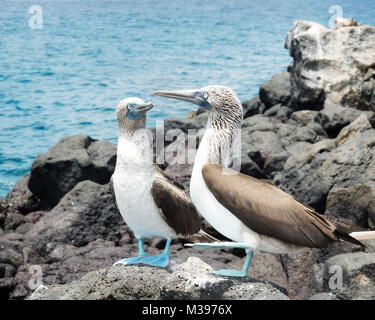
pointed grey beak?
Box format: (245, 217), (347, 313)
(126, 102), (153, 121)
(154, 89), (205, 107)
(134, 102), (154, 113)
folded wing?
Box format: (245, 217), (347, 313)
(202, 163), (362, 248)
(151, 166), (201, 236)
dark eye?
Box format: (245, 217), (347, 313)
(203, 93), (209, 99)
(127, 104), (132, 110)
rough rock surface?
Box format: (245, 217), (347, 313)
(241, 113), (327, 178)
(314, 102), (364, 138)
(259, 72), (291, 108)
(28, 135), (116, 207)
(24, 180), (124, 256)
(285, 19), (375, 111)
(28, 257), (288, 300)
(273, 112), (375, 213)
(311, 252), (375, 300)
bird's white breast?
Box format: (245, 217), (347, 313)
(113, 136), (176, 239)
(190, 135), (261, 248)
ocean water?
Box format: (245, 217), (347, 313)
(0, 0), (374, 197)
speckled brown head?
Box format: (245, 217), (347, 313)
(154, 85), (243, 131)
(116, 97), (153, 136)
(154, 85), (243, 166)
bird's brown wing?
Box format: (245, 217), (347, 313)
(151, 166), (201, 236)
(201, 163), (360, 248)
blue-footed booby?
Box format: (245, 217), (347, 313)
(154, 85), (375, 277)
(111, 97), (200, 267)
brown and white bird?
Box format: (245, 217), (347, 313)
(111, 97), (200, 267)
(154, 85), (375, 277)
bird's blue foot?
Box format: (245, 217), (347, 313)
(142, 253), (170, 267)
(113, 238), (147, 266)
(211, 249), (253, 278)
(114, 238), (172, 268)
(142, 238), (172, 267)
(211, 269), (248, 277)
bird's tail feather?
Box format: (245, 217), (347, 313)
(198, 229), (222, 242)
(350, 231), (375, 241)
(183, 229), (222, 243)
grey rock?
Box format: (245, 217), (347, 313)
(0, 263), (16, 278)
(4, 174), (43, 215)
(0, 248), (23, 268)
(24, 180), (126, 256)
(279, 248), (318, 300)
(242, 96), (266, 118)
(259, 72), (291, 108)
(290, 110), (318, 125)
(273, 113), (375, 213)
(0, 233), (25, 258)
(321, 252), (375, 299)
(315, 102), (363, 138)
(164, 113), (208, 136)
(29, 257), (289, 300)
(241, 114), (326, 177)
(263, 103), (293, 122)
(310, 263), (325, 293)
(28, 135), (117, 207)
(285, 20), (375, 111)
(3, 212), (25, 231)
(324, 181), (375, 226)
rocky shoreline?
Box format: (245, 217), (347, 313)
(1, 18), (375, 300)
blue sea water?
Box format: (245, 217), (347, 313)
(0, 0), (374, 197)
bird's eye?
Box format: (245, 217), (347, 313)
(203, 93), (209, 99)
(127, 104), (132, 110)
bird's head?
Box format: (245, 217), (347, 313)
(154, 85), (242, 126)
(116, 97), (153, 134)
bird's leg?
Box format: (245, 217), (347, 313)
(211, 249), (253, 277)
(142, 238), (171, 268)
(113, 238), (147, 266)
(185, 241), (249, 250)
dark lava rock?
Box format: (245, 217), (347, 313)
(241, 114), (327, 178)
(315, 102), (364, 138)
(259, 72), (291, 109)
(313, 252), (375, 300)
(4, 174), (44, 215)
(28, 135), (117, 207)
(324, 182), (375, 227)
(273, 113), (375, 213)
(242, 96), (266, 118)
(24, 180), (125, 256)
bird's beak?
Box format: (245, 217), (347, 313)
(134, 102), (154, 114)
(154, 89), (205, 107)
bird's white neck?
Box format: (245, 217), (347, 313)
(116, 129), (154, 169)
(197, 112), (241, 167)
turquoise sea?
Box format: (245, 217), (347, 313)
(1, 0), (375, 197)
